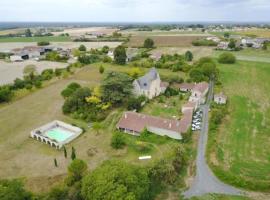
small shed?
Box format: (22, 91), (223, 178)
(214, 93), (227, 104)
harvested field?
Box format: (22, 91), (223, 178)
(127, 35), (207, 47)
(0, 60), (67, 85)
(51, 27), (119, 36)
(0, 42), (122, 52)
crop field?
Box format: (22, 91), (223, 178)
(0, 41), (122, 52)
(0, 64), (180, 192)
(213, 49), (270, 63)
(127, 35), (206, 47)
(151, 46), (214, 60)
(0, 36), (71, 42)
(208, 60), (270, 191)
(0, 60), (68, 85)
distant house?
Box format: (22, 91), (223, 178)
(107, 50), (114, 60)
(126, 48), (139, 62)
(217, 41), (229, 50)
(150, 52), (162, 61)
(10, 46), (45, 61)
(189, 82), (209, 105)
(116, 112), (183, 140)
(133, 68), (168, 99)
(10, 52), (29, 62)
(214, 93), (227, 104)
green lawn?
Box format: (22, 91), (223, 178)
(0, 36), (71, 42)
(0, 63), (184, 192)
(189, 194), (251, 200)
(141, 95), (187, 119)
(207, 60), (270, 191)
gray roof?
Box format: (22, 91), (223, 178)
(135, 68), (159, 90)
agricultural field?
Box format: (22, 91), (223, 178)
(0, 60), (68, 85)
(207, 60), (270, 191)
(213, 48), (270, 63)
(151, 46), (214, 60)
(51, 27), (119, 36)
(126, 35), (207, 47)
(0, 36), (71, 42)
(0, 64), (182, 193)
(0, 41), (122, 52)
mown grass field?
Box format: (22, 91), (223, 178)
(127, 35), (206, 47)
(0, 64), (183, 193)
(0, 36), (71, 42)
(189, 194), (251, 200)
(213, 48), (270, 63)
(207, 60), (270, 191)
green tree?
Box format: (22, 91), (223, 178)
(228, 39), (236, 49)
(218, 52), (236, 64)
(185, 51), (193, 61)
(144, 38), (154, 48)
(111, 132), (126, 149)
(71, 146), (76, 160)
(101, 72), (133, 105)
(114, 46), (127, 65)
(25, 28), (32, 37)
(0, 86), (13, 103)
(23, 65), (37, 76)
(54, 158), (58, 167)
(101, 45), (109, 54)
(0, 179), (32, 200)
(46, 186), (68, 200)
(99, 65), (104, 74)
(224, 32), (230, 38)
(79, 44), (87, 51)
(66, 159), (87, 186)
(63, 146), (67, 158)
(81, 160), (150, 200)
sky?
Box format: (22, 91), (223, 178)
(0, 0), (270, 22)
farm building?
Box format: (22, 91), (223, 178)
(214, 93), (227, 104)
(133, 67), (168, 99)
(116, 112), (183, 140)
(189, 82), (209, 105)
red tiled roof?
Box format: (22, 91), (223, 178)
(192, 82), (209, 94)
(117, 112), (181, 134)
(176, 83), (195, 90)
(179, 109), (193, 133)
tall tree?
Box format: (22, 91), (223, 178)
(144, 38), (154, 48)
(81, 160), (150, 200)
(71, 146), (76, 160)
(101, 72), (133, 105)
(185, 51), (193, 61)
(114, 46), (127, 65)
(25, 28), (32, 37)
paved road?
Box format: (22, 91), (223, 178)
(184, 81), (243, 198)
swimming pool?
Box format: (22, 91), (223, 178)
(45, 128), (74, 143)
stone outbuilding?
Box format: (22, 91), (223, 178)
(214, 93), (227, 104)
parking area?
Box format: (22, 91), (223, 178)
(192, 109), (203, 131)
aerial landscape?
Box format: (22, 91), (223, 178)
(0, 1), (270, 200)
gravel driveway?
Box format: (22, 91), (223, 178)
(184, 81), (243, 198)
